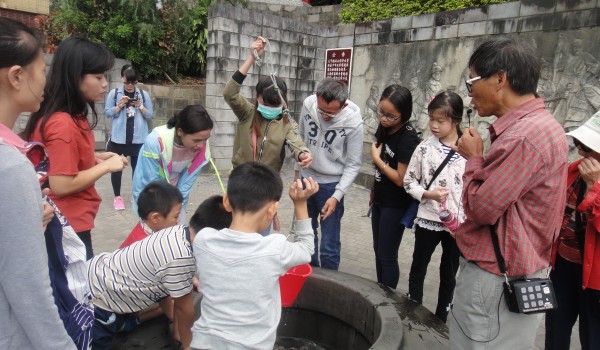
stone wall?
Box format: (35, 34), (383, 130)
(14, 57), (205, 150)
(207, 0), (600, 173)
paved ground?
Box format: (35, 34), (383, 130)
(92, 160), (580, 350)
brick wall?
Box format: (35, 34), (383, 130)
(0, 8), (39, 28)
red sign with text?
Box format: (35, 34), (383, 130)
(325, 48), (353, 89)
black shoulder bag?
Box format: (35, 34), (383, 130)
(400, 150), (455, 229)
(490, 225), (558, 314)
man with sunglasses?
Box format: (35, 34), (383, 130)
(544, 112), (600, 350)
(294, 78), (364, 270)
(449, 37), (568, 349)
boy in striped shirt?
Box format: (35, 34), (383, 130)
(87, 187), (231, 350)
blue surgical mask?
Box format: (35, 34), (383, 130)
(257, 103), (283, 120)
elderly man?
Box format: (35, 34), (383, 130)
(295, 78), (364, 270)
(449, 37), (568, 349)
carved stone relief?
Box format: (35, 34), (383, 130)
(350, 31), (600, 149)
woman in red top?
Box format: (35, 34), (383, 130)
(545, 112), (600, 350)
(24, 36), (128, 259)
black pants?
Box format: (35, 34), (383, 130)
(106, 141), (142, 197)
(408, 224), (459, 322)
(371, 205), (406, 289)
(77, 230), (94, 260)
(545, 254), (600, 350)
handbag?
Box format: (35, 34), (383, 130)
(400, 150), (456, 229)
(490, 225), (558, 314)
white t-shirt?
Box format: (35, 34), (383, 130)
(190, 219), (314, 350)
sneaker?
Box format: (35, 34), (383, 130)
(114, 196), (125, 210)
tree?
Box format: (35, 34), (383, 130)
(339, 0), (510, 23)
(36, 0), (245, 81)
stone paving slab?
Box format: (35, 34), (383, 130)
(92, 160), (580, 350)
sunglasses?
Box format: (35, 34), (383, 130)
(573, 139), (593, 152)
(124, 80), (138, 85)
(377, 107), (401, 121)
(464, 76), (483, 93)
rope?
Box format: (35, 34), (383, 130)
(254, 39), (292, 120)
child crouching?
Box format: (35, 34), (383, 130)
(87, 184), (231, 350)
(191, 162), (318, 350)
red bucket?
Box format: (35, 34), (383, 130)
(279, 264), (312, 307)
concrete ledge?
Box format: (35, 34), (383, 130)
(285, 268), (449, 349)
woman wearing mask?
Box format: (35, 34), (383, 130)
(104, 64), (153, 210)
(0, 17), (77, 349)
(132, 105), (214, 224)
(224, 36), (311, 172)
(25, 36), (128, 260)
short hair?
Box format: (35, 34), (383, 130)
(468, 36), (540, 95)
(137, 181), (183, 219)
(316, 78), (348, 105)
(166, 105), (214, 134)
(122, 65), (140, 82)
(189, 195), (232, 233)
(256, 75), (287, 107)
(227, 162), (283, 213)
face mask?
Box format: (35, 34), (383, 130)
(257, 103), (283, 120)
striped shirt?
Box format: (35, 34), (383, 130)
(455, 98), (568, 276)
(87, 225), (195, 313)
(440, 140), (460, 163)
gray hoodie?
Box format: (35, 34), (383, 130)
(295, 94), (364, 201)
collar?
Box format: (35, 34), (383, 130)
(489, 98), (545, 142)
(0, 123), (27, 148)
(140, 220), (154, 236)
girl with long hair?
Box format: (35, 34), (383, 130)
(25, 36), (128, 260)
(370, 84), (421, 289)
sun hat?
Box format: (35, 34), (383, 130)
(566, 110), (600, 153)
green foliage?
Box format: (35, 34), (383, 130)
(36, 0), (246, 81)
(339, 0), (510, 23)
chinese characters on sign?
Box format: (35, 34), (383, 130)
(325, 48), (353, 91)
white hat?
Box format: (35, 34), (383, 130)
(567, 110), (600, 153)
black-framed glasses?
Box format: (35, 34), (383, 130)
(574, 139), (593, 152)
(465, 76), (482, 93)
(124, 80), (138, 85)
(377, 108), (401, 121)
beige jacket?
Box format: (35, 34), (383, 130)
(223, 78), (308, 171)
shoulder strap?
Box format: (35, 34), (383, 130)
(113, 88), (118, 105)
(489, 225), (508, 275)
(574, 178), (587, 258)
(425, 149), (455, 190)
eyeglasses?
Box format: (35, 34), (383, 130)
(317, 107), (340, 119)
(124, 80), (138, 85)
(573, 139), (593, 153)
(465, 76), (483, 93)
(377, 108), (401, 121)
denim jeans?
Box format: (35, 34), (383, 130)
(92, 307), (133, 350)
(307, 182), (344, 270)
